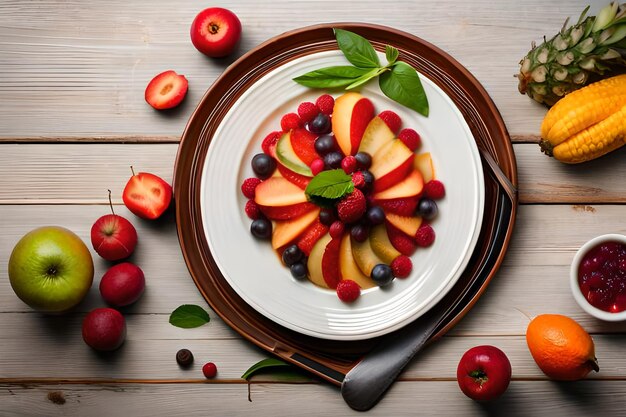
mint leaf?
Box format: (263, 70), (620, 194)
(379, 62), (429, 117)
(293, 66), (371, 88)
(241, 358), (296, 380)
(305, 169), (354, 201)
(169, 304), (210, 328)
(385, 45), (399, 65)
(345, 67), (389, 90)
(334, 28), (380, 68)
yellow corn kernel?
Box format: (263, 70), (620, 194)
(553, 103), (626, 163)
(540, 74), (626, 146)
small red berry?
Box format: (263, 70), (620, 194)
(398, 128), (421, 151)
(316, 94), (335, 115)
(241, 177), (262, 199)
(352, 171), (366, 189)
(202, 362), (218, 379)
(245, 200), (262, 220)
(378, 110), (402, 134)
(336, 280), (361, 302)
(424, 180), (446, 200)
(415, 224), (435, 247)
(391, 255), (413, 278)
(341, 155), (358, 174)
(297, 102), (320, 123)
(329, 221), (345, 239)
(280, 113), (303, 132)
(261, 131), (282, 156)
(337, 189), (367, 223)
(311, 158), (325, 175)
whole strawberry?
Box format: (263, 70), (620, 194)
(337, 189), (366, 223)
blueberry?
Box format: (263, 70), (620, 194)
(417, 198), (438, 220)
(366, 206), (385, 225)
(290, 262), (308, 280)
(308, 113), (331, 134)
(361, 170), (374, 191)
(251, 153), (276, 179)
(314, 135), (336, 156)
(282, 244), (303, 266)
(319, 208), (335, 226)
(355, 152), (372, 169)
(350, 224), (369, 242)
(250, 218), (272, 239)
(324, 151), (343, 169)
(371, 264), (394, 286)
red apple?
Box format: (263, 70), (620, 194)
(82, 308), (126, 351)
(99, 262), (145, 307)
(190, 7), (242, 58)
(91, 191), (138, 261)
(457, 345), (512, 401)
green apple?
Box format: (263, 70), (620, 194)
(8, 226), (94, 313)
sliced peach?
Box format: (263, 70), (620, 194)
(332, 92), (374, 156)
(255, 177), (308, 207)
(370, 140), (414, 193)
(358, 116), (395, 156)
(373, 169), (424, 200)
(322, 237), (342, 289)
(414, 152), (435, 183)
(339, 233), (375, 289)
(307, 233), (332, 288)
(351, 235), (386, 277)
(386, 212), (422, 236)
(271, 208), (319, 249)
(369, 224), (401, 264)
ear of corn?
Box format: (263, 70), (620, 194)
(540, 74), (626, 163)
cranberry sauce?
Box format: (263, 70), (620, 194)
(578, 241), (626, 312)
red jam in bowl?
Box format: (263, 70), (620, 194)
(578, 241), (626, 313)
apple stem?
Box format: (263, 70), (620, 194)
(107, 189), (116, 215)
(130, 165), (136, 176)
(469, 370), (488, 386)
(209, 23), (219, 34)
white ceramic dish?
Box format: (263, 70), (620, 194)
(200, 50), (484, 340)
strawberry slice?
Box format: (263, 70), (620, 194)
(290, 128), (319, 166)
(258, 202), (316, 220)
(277, 164), (311, 190)
(122, 170), (172, 219)
(375, 196), (419, 216)
(145, 70), (188, 110)
(321, 237), (342, 289)
(386, 221), (417, 256)
(296, 220), (329, 256)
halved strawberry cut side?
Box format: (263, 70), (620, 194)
(258, 202), (316, 220)
(296, 220), (329, 256)
(145, 70), (188, 110)
(386, 221), (417, 256)
(375, 196), (419, 216)
(290, 128), (319, 166)
(122, 172), (173, 219)
(277, 164), (311, 190)
(321, 237), (342, 289)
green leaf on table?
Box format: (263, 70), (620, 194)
(334, 28), (381, 68)
(379, 61), (429, 117)
(169, 304), (210, 328)
(293, 66), (371, 88)
(241, 358), (297, 380)
(385, 44), (399, 65)
(305, 169), (354, 201)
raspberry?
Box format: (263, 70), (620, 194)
(329, 221), (345, 239)
(378, 110), (402, 134)
(424, 180), (446, 200)
(337, 189), (366, 223)
(316, 94), (335, 115)
(336, 280), (361, 302)
(352, 171), (365, 189)
(391, 255), (413, 278)
(415, 224), (435, 247)
(261, 131), (282, 156)
(297, 102), (320, 123)
(280, 113), (303, 132)
(398, 128), (421, 151)
(241, 177), (262, 199)
(202, 362), (218, 378)
(341, 155), (357, 174)
(245, 199), (262, 219)
(311, 158), (325, 175)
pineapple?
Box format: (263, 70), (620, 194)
(518, 2), (626, 106)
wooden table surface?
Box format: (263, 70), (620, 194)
(2, 1), (626, 416)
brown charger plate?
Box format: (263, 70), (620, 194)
(173, 23), (518, 385)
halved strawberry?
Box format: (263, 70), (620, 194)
(386, 221), (417, 256)
(290, 128), (319, 166)
(145, 70), (188, 110)
(375, 196), (419, 216)
(123, 170), (172, 219)
(322, 237), (342, 289)
(258, 202), (316, 220)
(277, 164), (311, 190)
(262, 131), (282, 157)
(296, 220), (329, 256)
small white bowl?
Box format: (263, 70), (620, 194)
(570, 234), (626, 321)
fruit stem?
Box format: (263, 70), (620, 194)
(469, 370), (489, 386)
(589, 357), (600, 373)
(130, 165), (136, 176)
(107, 189), (116, 215)
(209, 23), (219, 34)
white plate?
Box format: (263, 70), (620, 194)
(200, 50), (484, 340)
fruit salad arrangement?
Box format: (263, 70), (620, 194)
(240, 92), (445, 302)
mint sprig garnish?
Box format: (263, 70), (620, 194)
(293, 29), (429, 117)
(305, 169), (354, 206)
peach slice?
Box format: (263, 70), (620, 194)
(386, 212), (422, 237)
(351, 235), (386, 277)
(373, 169), (424, 200)
(339, 233), (375, 289)
(370, 140), (415, 193)
(307, 233), (332, 288)
(271, 208), (319, 249)
(369, 224), (401, 264)
(255, 177), (308, 207)
(358, 116), (396, 157)
(414, 152), (435, 183)
(332, 92), (374, 156)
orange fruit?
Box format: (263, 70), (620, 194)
(526, 314), (599, 381)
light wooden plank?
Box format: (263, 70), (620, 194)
(3, 380), (626, 417)
(0, 0), (596, 138)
